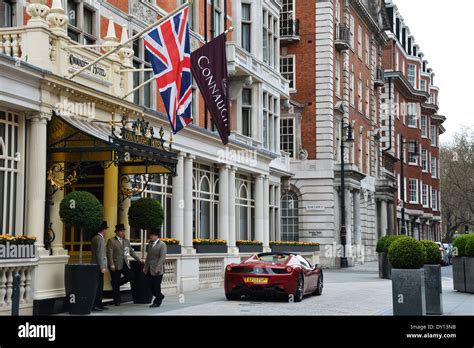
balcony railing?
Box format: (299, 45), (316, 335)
(0, 29), (22, 58)
(335, 24), (350, 51)
(280, 19), (300, 40)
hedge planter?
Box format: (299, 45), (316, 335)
(452, 257), (466, 292)
(238, 245), (263, 253)
(465, 257), (474, 293)
(194, 244), (227, 253)
(130, 260), (153, 304)
(423, 265), (443, 315)
(378, 252), (392, 279)
(166, 245), (182, 254)
(271, 245), (320, 253)
(64, 264), (99, 315)
(392, 269), (426, 316)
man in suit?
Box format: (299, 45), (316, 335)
(107, 223), (143, 306)
(90, 221), (109, 312)
(143, 229), (167, 308)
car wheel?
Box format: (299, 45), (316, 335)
(225, 292), (240, 301)
(293, 274), (304, 302)
(313, 275), (323, 296)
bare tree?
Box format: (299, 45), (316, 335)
(440, 129), (474, 242)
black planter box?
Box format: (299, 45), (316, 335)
(378, 252), (392, 279)
(452, 257), (466, 292)
(130, 260), (153, 304)
(424, 264), (443, 315)
(391, 268), (426, 316)
(194, 244), (227, 253)
(270, 245), (320, 253)
(465, 257), (474, 293)
(238, 245), (263, 253)
(165, 244), (181, 254)
(64, 264), (99, 315)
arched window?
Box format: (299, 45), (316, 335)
(281, 191), (299, 241)
(193, 164), (219, 239)
(235, 175), (255, 241)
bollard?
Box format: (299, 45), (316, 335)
(11, 271), (21, 316)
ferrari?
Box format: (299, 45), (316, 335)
(224, 252), (323, 302)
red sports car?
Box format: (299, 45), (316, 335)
(224, 252), (323, 302)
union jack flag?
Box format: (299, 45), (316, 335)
(144, 8), (192, 134)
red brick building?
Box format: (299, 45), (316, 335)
(382, 0), (445, 241)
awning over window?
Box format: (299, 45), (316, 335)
(48, 113), (177, 175)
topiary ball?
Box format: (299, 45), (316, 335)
(59, 191), (104, 235)
(420, 240), (442, 264)
(128, 198), (164, 230)
(453, 235), (473, 257)
(388, 237), (426, 269)
(376, 236), (390, 253)
(465, 236), (474, 257)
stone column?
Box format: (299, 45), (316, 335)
(171, 153), (185, 244)
(263, 176), (270, 251)
(354, 190), (361, 246)
(103, 163), (119, 240)
(275, 184), (281, 241)
(183, 154), (195, 254)
(254, 175), (264, 242)
(380, 199), (388, 237)
(26, 113), (49, 256)
(218, 165), (229, 244)
(49, 163), (68, 256)
(345, 188), (353, 247)
(228, 166), (237, 254)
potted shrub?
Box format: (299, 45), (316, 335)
(376, 235), (407, 279)
(193, 239), (227, 253)
(270, 241), (320, 253)
(452, 234), (474, 292)
(463, 235), (474, 293)
(161, 238), (181, 254)
(237, 240), (263, 253)
(128, 198), (165, 303)
(421, 240), (443, 315)
(60, 191), (103, 315)
(388, 237), (427, 316)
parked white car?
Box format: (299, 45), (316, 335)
(435, 242), (450, 265)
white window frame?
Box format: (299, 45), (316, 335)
(280, 117), (295, 158)
(350, 67), (355, 106)
(358, 24), (363, 59)
(408, 141), (418, 165)
(349, 15), (355, 49)
(409, 178), (419, 204)
(431, 156), (437, 178)
(421, 115), (428, 137)
(241, 2), (252, 52)
(408, 64), (417, 88)
(358, 77), (363, 113)
(365, 80), (370, 117)
(421, 183), (428, 207)
(408, 103), (417, 128)
(365, 33), (370, 66)
(335, 54), (341, 97)
(421, 149), (428, 172)
(280, 55), (296, 91)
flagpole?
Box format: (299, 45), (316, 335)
(68, 0), (193, 79)
(121, 75), (157, 99)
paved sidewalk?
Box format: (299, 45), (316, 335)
(82, 262), (473, 316)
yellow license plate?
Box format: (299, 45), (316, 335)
(244, 277), (268, 284)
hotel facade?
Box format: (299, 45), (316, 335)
(0, 0), (444, 315)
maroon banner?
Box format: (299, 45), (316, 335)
(191, 33), (230, 145)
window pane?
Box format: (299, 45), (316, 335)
(83, 8), (94, 35)
(68, 0), (77, 27)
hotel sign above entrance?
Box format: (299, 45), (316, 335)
(67, 53), (108, 80)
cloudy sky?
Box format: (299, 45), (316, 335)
(393, 0), (474, 144)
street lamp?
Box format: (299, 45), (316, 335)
(399, 136), (419, 235)
(340, 122), (354, 268)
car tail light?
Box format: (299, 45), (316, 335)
(286, 266), (293, 273)
(226, 265), (232, 272)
